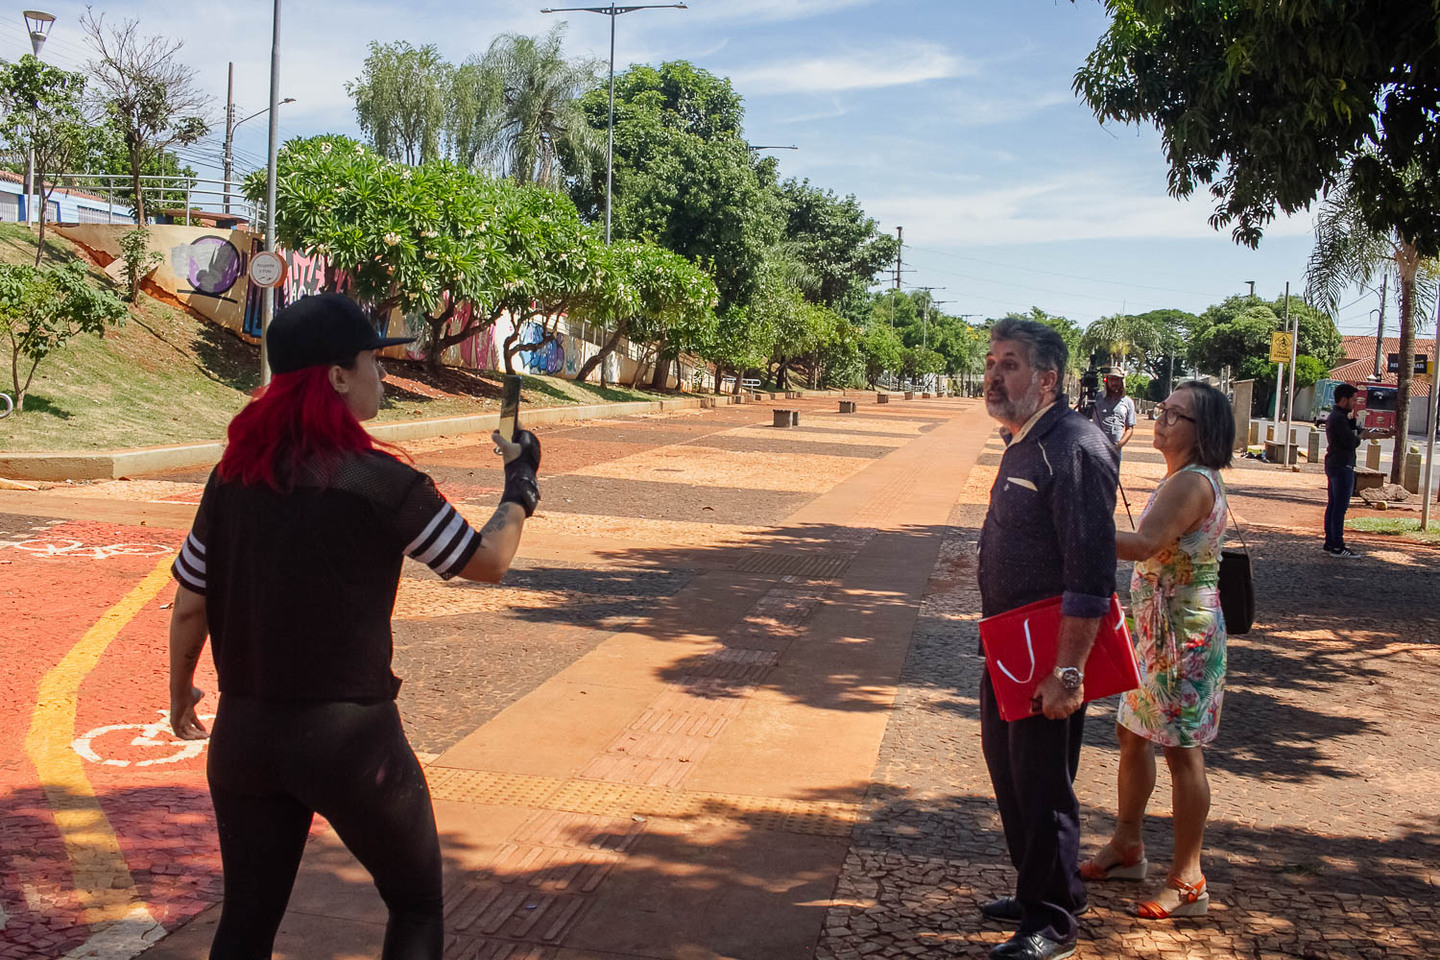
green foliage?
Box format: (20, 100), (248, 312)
(1125, 373), (1150, 400)
(346, 27), (597, 188)
(1074, 2), (1440, 255)
(0, 55), (96, 261)
(572, 62), (783, 313)
(0, 260), (128, 407)
(861, 322), (904, 387)
(777, 178), (897, 321)
(347, 41), (449, 165)
(1291, 354), (1328, 390)
(484, 26), (601, 188)
(118, 226), (163, 303)
(1186, 294), (1341, 378)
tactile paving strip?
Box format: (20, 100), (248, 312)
(443, 934), (555, 960)
(427, 768), (566, 807)
(732, 551), (853, 578)
(425, 767), (860, 838)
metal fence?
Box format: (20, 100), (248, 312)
(46, 174), (261, 226)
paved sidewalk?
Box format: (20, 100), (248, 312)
(5, 397), (1436, 959)
(134, 397), (996, 959)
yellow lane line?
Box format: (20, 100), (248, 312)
(23, 555), (175, 925)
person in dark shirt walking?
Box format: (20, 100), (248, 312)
(976, 318), (1119, 960)
(1323, 384), (1363, 557)
(167, 294), (541, 959)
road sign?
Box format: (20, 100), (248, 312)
(1269, 331), (1294, 363)
(248, 251), (287, 289)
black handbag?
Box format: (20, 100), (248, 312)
(1219, 501), (1254, 635)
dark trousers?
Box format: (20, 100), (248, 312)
(206, 696), (444, 960)
(980, 672), (1088, 943)
(1324, 465), (1354, 551)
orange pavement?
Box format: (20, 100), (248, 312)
(137, 396), (996, 960)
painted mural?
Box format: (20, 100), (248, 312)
(53, 223), (699, 388)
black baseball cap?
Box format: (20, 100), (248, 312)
(266, 293), (415, 374)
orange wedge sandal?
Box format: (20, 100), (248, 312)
(1135, 876), (1209, 919)
(1078, 844), (1148, 881)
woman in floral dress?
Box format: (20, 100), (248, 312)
(1080, 382), (1234, 920)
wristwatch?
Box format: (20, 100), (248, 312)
(1053, 666), (1084, 691)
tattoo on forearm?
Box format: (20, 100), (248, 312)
(481, 510), (510, 538)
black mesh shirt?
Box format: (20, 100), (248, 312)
(171, 451), (483, 701)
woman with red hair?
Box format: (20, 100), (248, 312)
(166, 294), (540, 959)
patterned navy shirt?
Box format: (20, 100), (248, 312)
(979, 396), (1119, 620)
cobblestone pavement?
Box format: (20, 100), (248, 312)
(816, 429), (1440, 960)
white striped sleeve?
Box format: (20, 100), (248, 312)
(404, 503), (481, 579)
(172, 533), (207, 594)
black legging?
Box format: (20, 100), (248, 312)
(206, 695), (443, 959)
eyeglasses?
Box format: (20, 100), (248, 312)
(1154, 404), (1196, 427)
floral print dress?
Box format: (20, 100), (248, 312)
(1117, 465), (1228, 748)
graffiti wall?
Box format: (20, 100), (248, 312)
(54, 224), (700, 388)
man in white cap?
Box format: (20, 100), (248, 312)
(1091, 369), (1136, 454)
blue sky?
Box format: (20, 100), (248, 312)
(1, 0), (1417, 339)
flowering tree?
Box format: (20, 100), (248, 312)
(572, 240), (718, 386)
(249, 135), (509, 369)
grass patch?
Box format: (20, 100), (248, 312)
(1345, 517), (1440, 543)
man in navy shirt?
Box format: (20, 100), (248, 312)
(977, 318), (1118, 960)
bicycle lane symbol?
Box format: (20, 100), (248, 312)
(2, 537), (174, 561)
(73, 710), (216, 768)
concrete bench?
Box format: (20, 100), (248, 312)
(839, 400), (857, 414)
(785, 391), (803, 400)
(1353, 467), (1386, 496)
(773, 409), (799, 427)
(877, 393), (890, 404)
(904, 391), (915, 400)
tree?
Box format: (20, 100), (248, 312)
(82, 11), (209, 225)
(347, 41), (450, 165)
(0, 56), (97, 265)
(777, 178), (898, 321)
(572, 62), (783, 314)
(446, 56), (505, 170)
(1001, 307), (1083, 373)
(0, 260), (128, 410)
(861, 322), (903, 388)
(484, 26), (600, 188)
(1080, 313), (1161, 372)
(1073, 2), (1440, 257)
(1306, 164), (1439, 480)
(701, 304), (774, 393)
(572, 239), (718, 386)
(250, 136), (508, 370)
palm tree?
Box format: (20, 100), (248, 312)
(1306, 164), (1438, 483)
(1081, 313), (1161, 373)
(482, 26), (601, 189)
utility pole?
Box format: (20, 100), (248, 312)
(1373, 272), (1388, 380)
(259, 0), (282, 386)
(223, 63), (234, 214)
(1245, 280), (1256, 298)
(890, 226), (902, 329)
(1282, 281), (1298, 467)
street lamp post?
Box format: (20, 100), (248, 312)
(746, 144), (798, 151)
(540, 3), (687, 245)
(259, 0), (283, 386)
(22, 11), (56, 226)
(224, 96), (295, 214)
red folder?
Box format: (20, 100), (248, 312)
(978, 594), (1140, 722)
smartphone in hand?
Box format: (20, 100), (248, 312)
(498, 375), (523, 443)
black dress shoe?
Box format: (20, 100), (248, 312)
(980, 896), (1090, 925)
(990, 932), (1077, 960)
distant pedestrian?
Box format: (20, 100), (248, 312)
(166, 294), (541, 959)
(1092, 371), (1137, 453)
(1323, 383), (1362, 557)
(977, 317), (1119, 960)
(1081, 382), (1233, 921)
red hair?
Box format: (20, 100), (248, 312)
(218, 365), (397, 490)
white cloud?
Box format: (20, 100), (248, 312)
(869, 175), (1317, 246)
(729, 42), (969, 95)
(690, 0), (880, 24)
